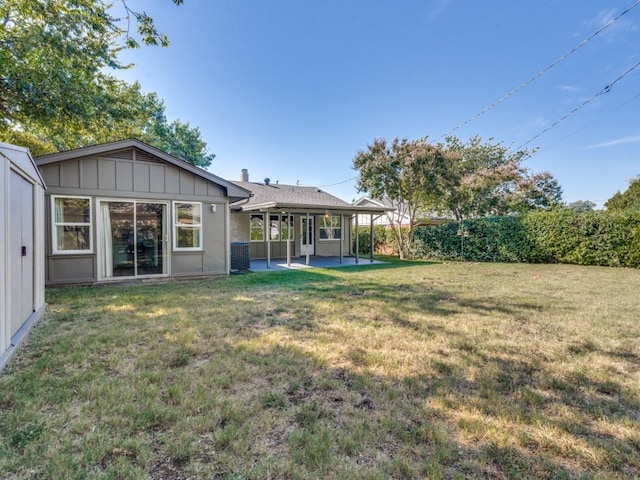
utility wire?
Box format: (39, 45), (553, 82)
(320, 79), (640, 189)
(314, 176), (359, 188)
(517, 61), (640, 151)
(436, 0), (640, 141)
(535, 91), (640, 156)
(308, 1), (640, 189)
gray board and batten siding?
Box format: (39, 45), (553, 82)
(1, 142), (46, 371)
(35, 139), (250, 285)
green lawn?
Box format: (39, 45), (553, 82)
(1, 260), (639, 479)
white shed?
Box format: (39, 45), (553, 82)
(0, 142), (46, 371)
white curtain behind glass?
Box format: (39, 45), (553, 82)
(99, 203), (113, 277)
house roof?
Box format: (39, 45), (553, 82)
(353, 196), (388, 208)
(231, 181), (390, 214)
(34, 138), (251, 201)
(353, 195), (454, 224)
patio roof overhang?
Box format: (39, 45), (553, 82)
(233, 202), (391, 215)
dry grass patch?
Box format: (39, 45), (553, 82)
(1, 260), (639, 479)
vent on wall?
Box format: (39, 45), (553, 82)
(103, 148), (133, 161)
(135, 149), (162, 163)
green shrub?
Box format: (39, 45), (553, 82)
(413, 216), (535, 263)
(352, 225), (393, 255)
(523, 210), (640, 267)
(412, 211), (640, 267)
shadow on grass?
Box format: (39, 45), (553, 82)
(11, 263), (638, 478)
(210, 338), (640, 479)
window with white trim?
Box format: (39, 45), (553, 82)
(250, 214), (265, 241)
(173, 202), (202, 250)
(319, 214), (341, 240)
(52, 196), (92, 253)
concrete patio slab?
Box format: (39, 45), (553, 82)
(248, 256), (385, 272)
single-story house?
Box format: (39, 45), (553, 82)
(1, 142), (46, 370)
(230, 170), (389, 268)
(35, 139), (250, 285)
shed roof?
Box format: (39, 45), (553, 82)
(35, 138), (250, 201)
(0, 142), (46, 187)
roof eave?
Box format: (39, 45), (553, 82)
(238, 202), (390, 214)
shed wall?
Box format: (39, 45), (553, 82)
(1, 144), (46, 371)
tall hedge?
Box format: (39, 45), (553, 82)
(353, 226), (394, 255)
(412, 211), (640, 267)
(523, 210), (640, 267)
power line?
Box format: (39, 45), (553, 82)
(309, 1), (640, 189)
(314, 176), (359, 188)
(535, 91), (640, 156)
(517, 61), (640, 151)
(322, 78), (640, 189)
(435, 0), (640, 141)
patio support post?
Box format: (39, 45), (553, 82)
(266, 209), (271, 269)
(355, 213), (359, 264)
(286, 212), (291, 267)
(305, 211), (310, 266)
(370, 213), (374, 263)
(339, 214), (344, 264)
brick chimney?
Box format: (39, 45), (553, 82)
(240, 168), (249, 182)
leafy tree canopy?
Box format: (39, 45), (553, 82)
(353, 135), (563, 258)
(353, 137), (449, 259)
(565, 200), (596, 213)
(437, 136), (562, 220)
(0, 0), (214, 168)
(605, 176), (640, 212)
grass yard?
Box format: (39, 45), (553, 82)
(1, 259), (639, 479)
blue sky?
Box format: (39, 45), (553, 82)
(114, 0), (640, 207)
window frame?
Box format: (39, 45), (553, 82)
(250, 214), (265, 242)
(51, 195), (93, 254)
(319, 214), (342, 241)
(172, 201), (203, 251)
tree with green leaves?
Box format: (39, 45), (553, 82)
(353, 135), (562, 259)
(0, 0), (215, 167)
(605, 176), (640, 211)
(6, 79), (215, 167)
(437, 136), (562, 221)
(565, 200), (596, 213)
(353, 137), (449, 259)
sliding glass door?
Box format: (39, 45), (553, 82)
(98, 200), (168, 279)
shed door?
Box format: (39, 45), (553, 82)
(9, 170), (34, 336)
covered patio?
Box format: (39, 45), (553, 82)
(230, 173), (391, 271)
